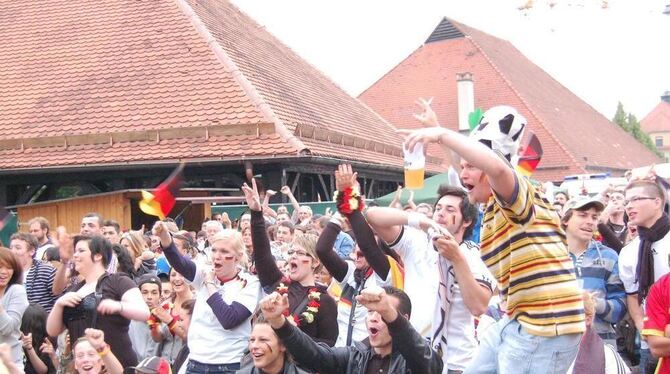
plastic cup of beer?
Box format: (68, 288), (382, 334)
(403, 143), (425, 190)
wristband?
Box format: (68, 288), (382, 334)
(407, 212), (423, 230)
(96, 344), (110, 357)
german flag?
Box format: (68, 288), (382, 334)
(139, 163), (185, 220)
(515, 132), (543, 177)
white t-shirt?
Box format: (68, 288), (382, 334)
(389, 225), (494, 371)
(335, 261), (393, 347)
(440, 240), (495, 371)
(619, 234), (670, 295)
(389, 226), (439, 337)
(187, 264), (260, 364)
(619, 233), (670, 349)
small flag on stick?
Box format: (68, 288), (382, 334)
(139, 163), (185, 220)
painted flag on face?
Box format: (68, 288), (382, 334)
(139, 163), (185, 220)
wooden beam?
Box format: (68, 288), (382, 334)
(317, 174), (330, 199)
(290, 172), (301, 195)
(367, 179), (375, 198)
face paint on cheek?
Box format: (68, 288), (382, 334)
(300, 259), (310, 264)
(224, 255), (234, 261)
(452, 216), (456, 225)
(263, 342), (273, 353)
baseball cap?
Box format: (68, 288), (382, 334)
(136, 274), (162, 292)
(130, 356), (171, 374)
(562, 197), (605, 216)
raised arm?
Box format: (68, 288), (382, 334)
(154, 222), (196, 281)
(357, 287), (442, 374)
(401, 111), (516, 202)
(281, 186), (301, 216)
(315, 221), (348, 281)
(348, 210), (390, 279)
(244, 180), (282, 288)
(261, 293), (348, 373)
(262, 190), (278, 218)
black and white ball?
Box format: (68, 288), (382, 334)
(470, 105), (526, 162)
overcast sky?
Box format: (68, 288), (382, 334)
(232, 0), (669, 120)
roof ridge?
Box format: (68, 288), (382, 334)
(449, 18), (583, 173)
(174, 0), (307, 155)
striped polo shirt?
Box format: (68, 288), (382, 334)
(480, 173), (585, 336)
(25, 260), (57, 313)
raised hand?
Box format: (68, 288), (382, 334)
(413, 97), (439, 127)
(55, 227), (74, 263)
(280, 186), (292, 195)
(221, 212), (232, 229)
(152, 221), (172, 249)
(241, 178), (262, 212)
(84, 328), (107, 351)
(266, 189), (277, 197)
(259, 292), (289, 328)
(397, 127), (449, 153)
(335, 164), (358, 191)
(356, 286), (398, 322)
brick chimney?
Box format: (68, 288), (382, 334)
(457, 72), (474, 132)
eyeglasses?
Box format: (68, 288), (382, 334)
(624, 196), (657, 206)
(287, 249), (312, 258)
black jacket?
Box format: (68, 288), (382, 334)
(274, 314), (443, 374)
(236, 361), (312, 374)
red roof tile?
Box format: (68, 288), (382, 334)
(0, 134), (295, 170)
(359, 18), (661, 181)
(0, 0), (408, 171)
(641, 101), (670, 134)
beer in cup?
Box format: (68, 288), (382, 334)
(403, 143), (425, 190)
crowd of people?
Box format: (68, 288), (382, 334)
(0, 102), (668, 373)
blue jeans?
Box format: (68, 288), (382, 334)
(186, 360), (240, 374)
(464, 317), (582, 374)
(640, 348), (659, 374)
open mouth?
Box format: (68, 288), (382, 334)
(81, 364), (94, 371)
(463, 183), (474, 191)
(369, 327), (379, 336)
(289, 261), (298, 272)
(252, 352), (264, 358)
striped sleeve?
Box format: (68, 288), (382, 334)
(493, 173), (535, 226)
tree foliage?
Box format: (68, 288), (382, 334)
(612, 102), (664, 158)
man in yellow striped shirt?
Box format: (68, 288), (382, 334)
(402, 104), (584, 374)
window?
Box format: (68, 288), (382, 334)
(656, 136), (664, 147)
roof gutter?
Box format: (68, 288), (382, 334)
(174, 0), (308, 155)
(0, 155), (406, 176)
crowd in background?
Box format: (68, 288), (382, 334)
(0, 103), (669, 374)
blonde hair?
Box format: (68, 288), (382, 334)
(292, 233), (321, 272)
(120, 231), (146, 259)
(211, 229), (249, 269)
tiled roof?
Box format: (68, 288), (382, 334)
(641, 101), (670, 134)
(187, 0), (407, 163)
(0, 0), (408, 171)
(0, 134), (295, 170)
(359, 17), (661, 181)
